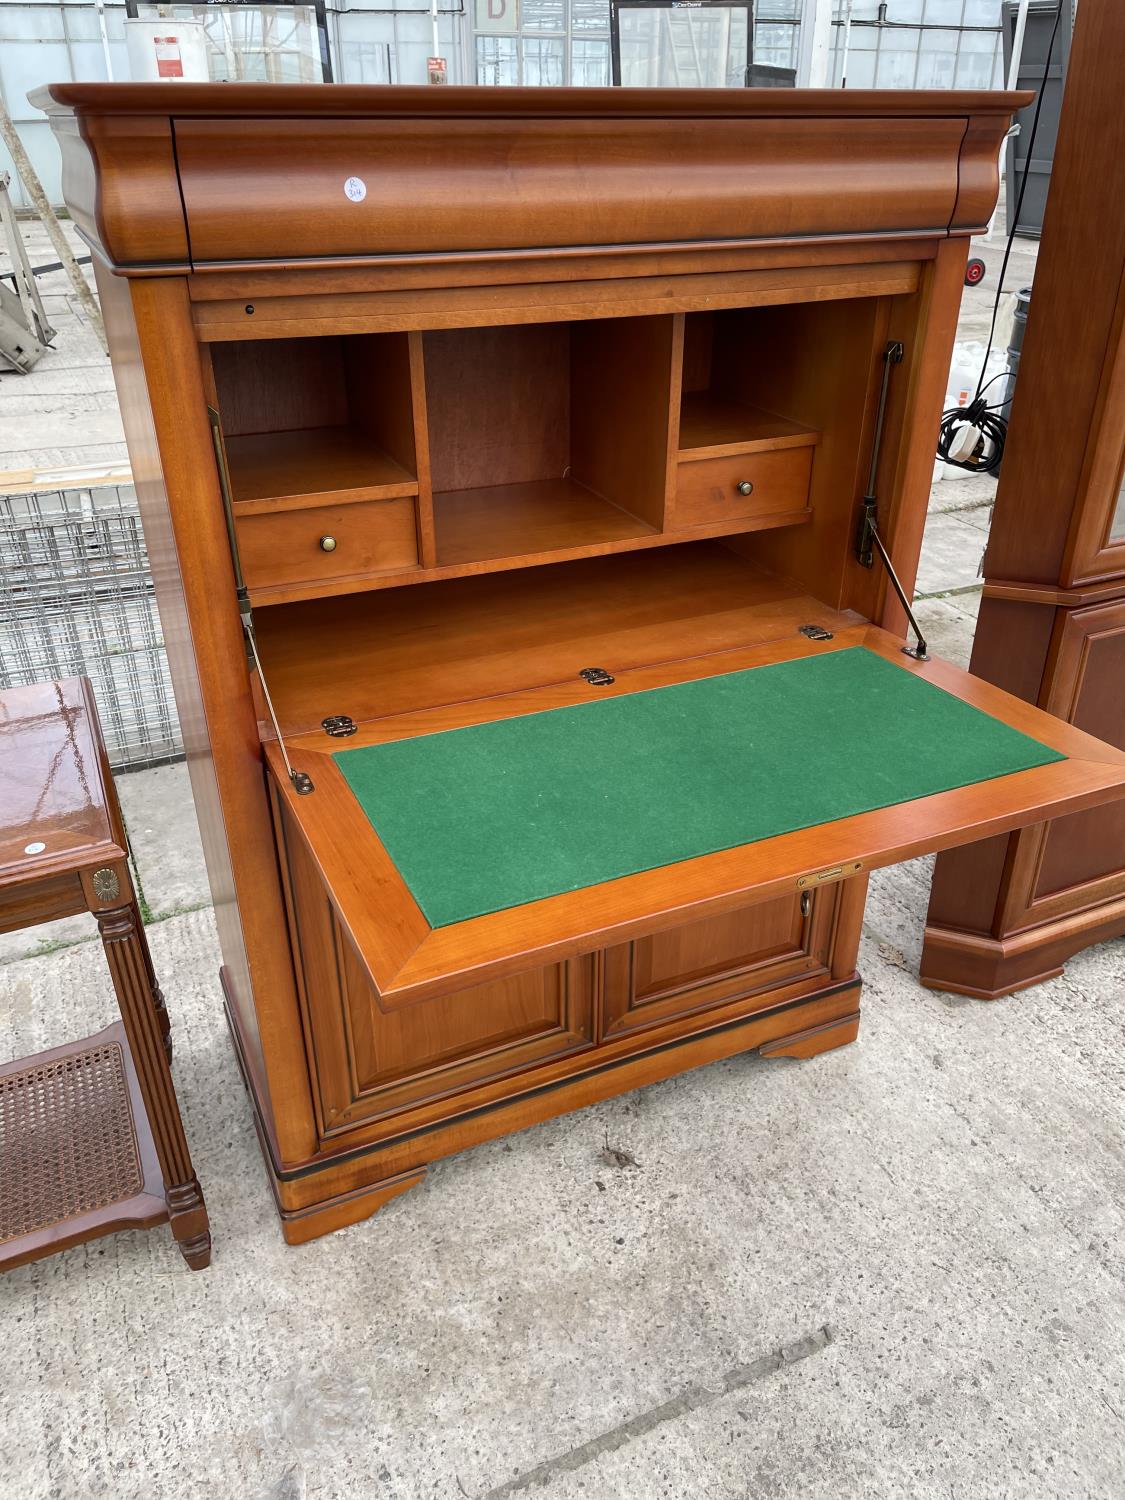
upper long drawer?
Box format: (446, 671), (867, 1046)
(174, 114), (966, 267)
(32, 83), (1029, 273)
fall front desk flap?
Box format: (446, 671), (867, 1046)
(330, 647), (1065, 929)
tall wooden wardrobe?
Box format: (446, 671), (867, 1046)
(923, 0), (1125, 998)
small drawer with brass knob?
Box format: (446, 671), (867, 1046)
(233, 495), (420, 600)
(674, 447), (814, 529)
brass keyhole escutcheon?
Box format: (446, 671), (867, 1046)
(736, 480), (754, 496)
(319, 535), (337, 553)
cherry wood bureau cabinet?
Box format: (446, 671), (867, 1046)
(34, 82), (1125, 1245)
(923, 0), (1125, 999)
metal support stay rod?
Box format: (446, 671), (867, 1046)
(853, 339), (928, 661)
(866, 519), (929, 662)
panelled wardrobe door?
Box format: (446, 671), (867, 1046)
(1016, 601), (1125, 920)
(1060, 304), (1125, 589)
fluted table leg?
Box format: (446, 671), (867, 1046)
(89, 863), (211, 1269)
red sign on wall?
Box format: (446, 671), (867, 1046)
(153, 37), (185, 79)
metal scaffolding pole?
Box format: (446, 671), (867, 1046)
(0, 96), (107, 353)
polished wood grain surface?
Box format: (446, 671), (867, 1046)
(53, 83), (1054, 1242)
(674, 448), (814, 529)
(172, 113), (963, 260)
(924, 0), (1125, 999)
(99, 267), (319, 1163)
(218, 306), (834, 605)
(265, 621), (1125, 1010)
(0, 680), (209, 1271)
(0, 678), (119, 885)
(720, 295), (887, 614)
(253, 544), (861, 735)
(190, 258), (926, 334)
(33, 82), (1029, 119)
(33, 84), (1029, 273)
(602, 888), (838, 1040)
(49, 113), (188, 270)
(433, 480), (654, 568)
(237, 493), (421, 595)
(977, 5), (1125, 588)
(226, 429), (416, 508)
(677, 394), (818, 459)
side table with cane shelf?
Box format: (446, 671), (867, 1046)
(0, 677), (210, 1271)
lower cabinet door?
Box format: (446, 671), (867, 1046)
(277, 803), (596, 1133)
(337, 945), (596, 1129)
(316, 930), (596, 1132)
(601, 887), (839, 1040)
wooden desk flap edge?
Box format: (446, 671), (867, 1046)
(264, 625), (1125, 1010)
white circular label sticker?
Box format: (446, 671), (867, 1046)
(24, 841), (46, 855)
(343, 176), (367, 203)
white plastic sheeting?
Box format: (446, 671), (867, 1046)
(0, 0), (467, 207)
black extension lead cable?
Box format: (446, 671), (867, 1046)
(935, 2), (1062, 479)
(936, 378), (1010, 477)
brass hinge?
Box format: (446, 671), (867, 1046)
(796, 861), (862, 890)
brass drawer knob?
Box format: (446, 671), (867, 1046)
(736, 480), (754, 496)
(319, 535), (337, 553)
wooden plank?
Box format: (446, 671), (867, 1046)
(433, 479), (655, 569)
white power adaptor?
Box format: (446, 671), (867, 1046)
(948, 420), (983, 463)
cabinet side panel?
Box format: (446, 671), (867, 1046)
(96, 266), (318, 1162)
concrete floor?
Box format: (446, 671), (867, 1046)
(4, 218), (1125, 1498)
(0, 224), (126, 475)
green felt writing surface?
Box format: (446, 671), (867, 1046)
(333, 647), (1064, 929)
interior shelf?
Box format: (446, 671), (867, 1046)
(433, 477), (657, 569)
(208, 303), (872, 611)
(678, 394), (819, 460)
(226, 425), (418, 510)
(209, 330), (421, 515)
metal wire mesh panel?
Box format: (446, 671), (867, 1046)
(0, 483), (182, 769)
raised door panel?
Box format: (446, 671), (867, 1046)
(274, 793), (595, 1134)
(602, 887), (837, 1039)
(1060, 263), (1125, 587)
(1029, 599), (1125, 910)
(341, 946), (595, 1125)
